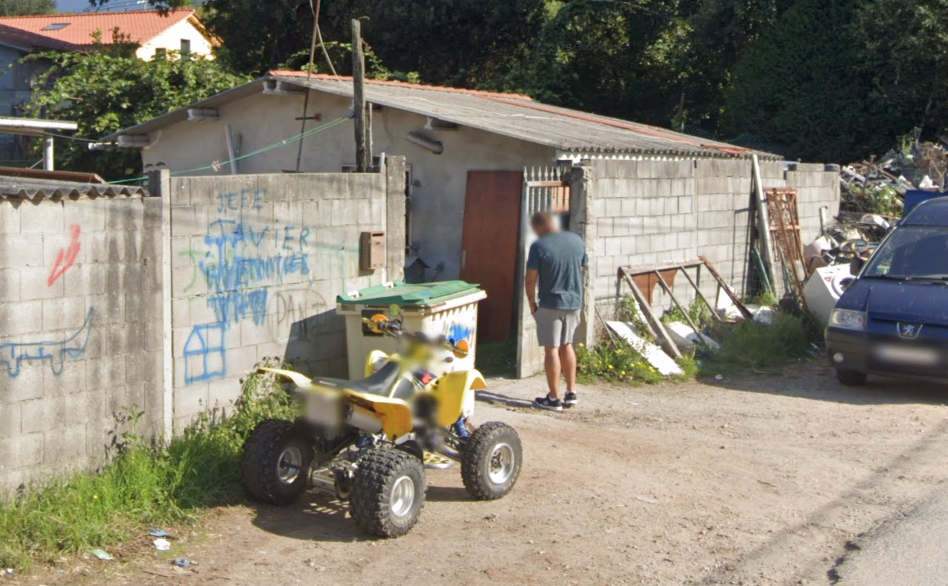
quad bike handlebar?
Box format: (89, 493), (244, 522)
(362, 316), (470, 359)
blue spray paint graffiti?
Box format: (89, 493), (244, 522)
(0, 308), (94, 378)
(182, 189), (315, 384)
(200, 218), (312, 327)
(447, 323), (475, 345)
(183, 323), (227, 384)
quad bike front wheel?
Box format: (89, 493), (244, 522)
(350, 448), (426, 538)
(241, 419), (314, 505)
(461, 422), (523, 500)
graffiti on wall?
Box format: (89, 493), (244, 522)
(183, 323), (226, 384)
(181, 189), (317, 384)
(0, 308), (94, 378)
(47, 224), (81, 287)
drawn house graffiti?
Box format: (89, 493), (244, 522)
(0, 309), (94, 378)
(183, 324), (227, 384)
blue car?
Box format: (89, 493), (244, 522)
(827, 197), (948, 386)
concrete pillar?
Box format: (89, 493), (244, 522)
(384, 156), (407, 282)
(43, 136), (54, 171)
(147, 169), (173, 440)
(569, 165), (598, 348)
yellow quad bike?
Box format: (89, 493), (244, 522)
(240, 315), (522, 538)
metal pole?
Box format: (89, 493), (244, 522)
(752, 155), (776, 291)
(352, 19), (367, 172)
(43, 136), (54, 171)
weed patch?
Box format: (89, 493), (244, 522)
(701, 313), (814, 374)
(0, 358), (297, 572)
(578, 339), (697, 385)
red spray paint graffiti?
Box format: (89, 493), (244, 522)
(48, 225), (81, 287)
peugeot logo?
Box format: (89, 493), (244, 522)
(897, 323), (923, 340)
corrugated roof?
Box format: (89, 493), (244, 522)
(103, 72), (776, 159)
(0, 177), (147, 201)
(0, 9), (198, 49)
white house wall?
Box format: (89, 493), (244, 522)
(136, 18), (215, 60)
(139, 88), (557, 280)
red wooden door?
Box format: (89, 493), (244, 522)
(460, 171), (523, 343)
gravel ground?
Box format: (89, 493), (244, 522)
(11, 363), (948, 586)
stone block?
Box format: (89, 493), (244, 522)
(0, 300), (42, 337)
(0, 403), (19, 438)
(42, 296), (88, 332)
(20, 202), (63, 235)
(0, 233), (43, 269)
(0, 432), (43, 470)
(0, 203), (19, 234)
(105, 199), (143, 232)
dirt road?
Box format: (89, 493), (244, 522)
(18, 364), (948, 586)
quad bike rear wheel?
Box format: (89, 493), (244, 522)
(461, 422), (522, 500)
(241, 419), (314, 505)
(350, 448), (426, 538)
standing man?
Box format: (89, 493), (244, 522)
(525, 212), (587, 412)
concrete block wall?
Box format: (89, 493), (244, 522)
(573, 157), (840, 344)
(162, 168), (405, 427)
(0, 196), (163, 494)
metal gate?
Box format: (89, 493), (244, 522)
(515, 166), (571, 379)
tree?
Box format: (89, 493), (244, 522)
(721, 0), (866, 161)
(26, 42), (249, 179)
(724, 0), (948, 162)
(91, 0), (547, 87)
(0, 0), (55, 16)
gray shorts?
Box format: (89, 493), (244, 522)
(534, 308), (581, 348)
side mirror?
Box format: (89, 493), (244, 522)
(850, 256), (866, 276)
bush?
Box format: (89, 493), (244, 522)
(0, 358), (297, 572)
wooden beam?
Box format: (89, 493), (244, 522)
(698, 256), (754, 320)
(655, 270), (702, 334)
(680, 268), (723, 323)
(619, 268), (682, 359)
(351, 19), (368, 172)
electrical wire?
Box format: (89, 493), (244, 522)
(108, 115), (352, 185)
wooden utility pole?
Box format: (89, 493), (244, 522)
(352, 19), (368, 172)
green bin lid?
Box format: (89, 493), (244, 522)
(337, 280), (481, 308)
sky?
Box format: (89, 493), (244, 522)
(57, 0), (95, 12)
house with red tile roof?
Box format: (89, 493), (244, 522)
(0, 9), (216, 59)
(0, 9), (217, 163)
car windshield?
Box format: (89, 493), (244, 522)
(864, 226), (948, 280)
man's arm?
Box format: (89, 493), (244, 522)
(525, 269), (539, 314)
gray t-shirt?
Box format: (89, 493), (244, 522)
(527, 231), (588, 311)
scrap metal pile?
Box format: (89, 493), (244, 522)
(841, 131), (948, 216)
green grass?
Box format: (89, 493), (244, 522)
(700, 313), (815, 375)
(0, 359), (298, 572)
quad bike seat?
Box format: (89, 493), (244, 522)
(310, 362), (411, 400)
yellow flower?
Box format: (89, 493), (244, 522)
(93, 495), (99, 500)
(608, 365), (614, 370)
(578, 343), (585, 348)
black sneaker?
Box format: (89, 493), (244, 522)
(564, 392), (579, 407)
(533, 395), (564, 412)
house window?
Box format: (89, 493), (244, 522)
(180, 39), (191, 58)
(155, 48), (167, 59)
(42, 23), (70, 31)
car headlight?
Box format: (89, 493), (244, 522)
(830, 309), (867, 331)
